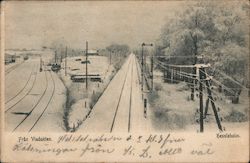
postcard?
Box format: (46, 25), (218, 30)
(1, 0), (249, 162)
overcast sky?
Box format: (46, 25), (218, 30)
(5, 1), (186, 50)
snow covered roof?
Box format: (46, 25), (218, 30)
(88, 50), (99, 54)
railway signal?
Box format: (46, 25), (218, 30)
(141, 42), (153, 91)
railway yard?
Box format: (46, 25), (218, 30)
(4, 50), (154, 132)
(4, 50), (249, 133)
(5, 54), (66, 132)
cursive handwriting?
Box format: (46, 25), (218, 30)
(145, 134), (185, 148)
(139, 145), (151, 158)
(13, 142), (77, 156)
(190, 142), (214, 156)
(11, 134), (219, 160)
(159, 147), (182, 155)
(57, 134), (122, 144)
(80, 143), (115, 157)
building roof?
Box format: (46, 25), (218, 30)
(88, 50), (99, 54)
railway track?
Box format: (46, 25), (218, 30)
(74, 54), (142, 132)
(110, 55), (133, 132)
(5, 64), (39, 112)
(5, 61), (25, 75)
(12, 70), (49, 132)
(128, 56), (134, 132)
(5, 63), (37, 104)
(12, 71), (55, 132)
(87, 56), (131, 111)
(29, 71), (56, 132)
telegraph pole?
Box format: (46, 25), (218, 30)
(40, 56), (42, 72)
(151, 56), (154, 91)
(197, 65), (223, 132)
(109, 50), (112, 65)
(191, 54), (198, 101)
(55, 50), (57, 63)
(199, 67), (204, 132)
(119, 52), (121, 63)
(141, 43), (144, 91)
(65, 46), (67, 76)
(86, 41), (88, 90)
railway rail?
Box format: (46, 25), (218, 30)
(5, 63), (37, 104)
(5, 61), (25, 75)
(5, 64), (39, 112)
(128, 57), (134, 132)
(110, 57), (132, 132)
(108, 55), (141, 133)
(12, 70), (56, 132)
(29, 71), (56, 132)
(12, 70), (49, 132)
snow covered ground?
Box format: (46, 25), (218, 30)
(64, 55), (111, 76)
(57, 55), (115, 131)
(5, 58), (24, 73)
(4, 50), (248, 133)
(77, 54), (154, 132)
(5, 50), (66, 132)
(147, 69), (249, 132)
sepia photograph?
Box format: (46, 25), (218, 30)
(1, 0), (249, 162)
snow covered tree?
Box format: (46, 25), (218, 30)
(157, 1), (249, 102)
